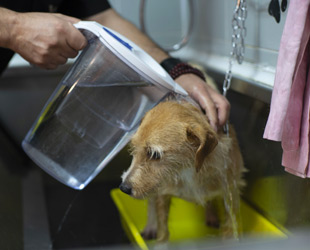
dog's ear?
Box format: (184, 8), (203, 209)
(186, 126), (218, 172)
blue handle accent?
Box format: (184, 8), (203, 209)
(103, 27), (133, 51)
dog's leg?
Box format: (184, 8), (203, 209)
(205, 200), (220, 228)
(156, 195), (171, 242)
(221, 183), (241, 239)
(141, 197), (157, 240)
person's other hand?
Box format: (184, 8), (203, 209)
(175, 74), (230, 132)
(9, 12), (87, 69)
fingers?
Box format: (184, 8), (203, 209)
(44, 23), (85, 68)
(60, 46), (79, 59)
(214, 95), (231, 127)
(37, 55), (68, 69)
(198, 84), (231, 130)
(47, 20), (86, 67)
(65, 23), (87, 51)
(175, 74), (231, 132)
(196, 88), (219, 131)
(53, 13), (87, 51)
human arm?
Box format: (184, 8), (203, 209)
(86, 9), (230, 130)
(0, 7), (87, 69)
(85, 9), (168, 63)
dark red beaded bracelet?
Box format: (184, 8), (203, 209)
(168, 63), (206, 81)
(160, 58), (206, 81)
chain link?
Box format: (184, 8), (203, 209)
(223, 0), (247, 134)
(233, 0), (247, 64)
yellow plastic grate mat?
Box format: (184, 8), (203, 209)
(111, 188), (286, 250)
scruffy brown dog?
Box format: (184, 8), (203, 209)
(119, 98), (245, 242)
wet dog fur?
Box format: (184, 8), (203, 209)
(120, 91), (245, 243)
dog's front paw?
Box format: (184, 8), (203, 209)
(141, 226), (157, 240)
(206, 213), (220, 228)
(205, 201), (220, 228)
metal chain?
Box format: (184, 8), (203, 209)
(223, 0), (247, 134)
(232, 0), (247, 65)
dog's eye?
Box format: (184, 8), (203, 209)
(147, 148), (161, 160)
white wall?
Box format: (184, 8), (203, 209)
(191, 0), (286, 68)
(109, 0), (191, 50)
(110, 0), (287, 88)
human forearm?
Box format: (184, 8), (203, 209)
(0, 7), (18, 48)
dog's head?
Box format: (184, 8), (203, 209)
(120, 101), (218, 199)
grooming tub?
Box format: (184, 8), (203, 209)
(111, 188), (287, 250)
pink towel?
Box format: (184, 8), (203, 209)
(263, 0), (310, 178)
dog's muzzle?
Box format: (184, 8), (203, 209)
(119, 182), (132, 195)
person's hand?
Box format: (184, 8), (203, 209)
(9, 12), (87, 69)
(175, 74), (230, 132)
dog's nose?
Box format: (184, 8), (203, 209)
(119, 183), (132, 195)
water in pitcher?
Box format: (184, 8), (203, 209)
(22, 81), (169, 189)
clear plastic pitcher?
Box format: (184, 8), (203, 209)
(22, 21), (187, 190)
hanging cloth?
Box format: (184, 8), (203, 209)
(263, 0), (310, 177)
